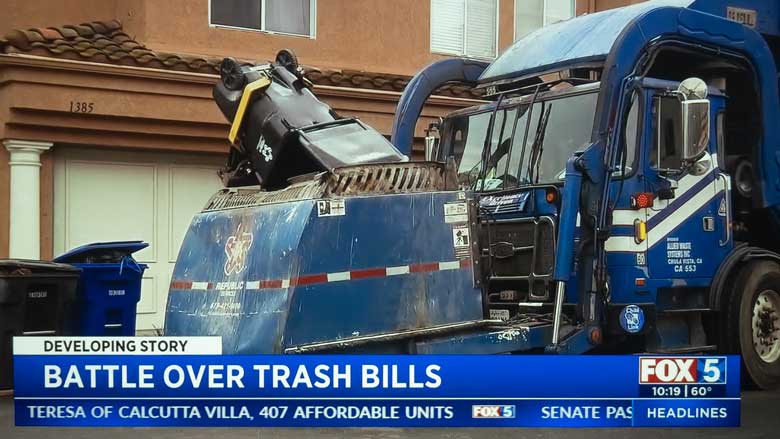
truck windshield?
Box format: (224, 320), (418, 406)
(442, 90), (598, 190)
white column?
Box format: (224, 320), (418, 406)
(3, 140), (52, 259)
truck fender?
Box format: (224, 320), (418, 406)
(709, 243), (780, 310)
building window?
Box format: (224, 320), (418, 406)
(210, 0), (316, 38)
(514, 0), (573, 41)
(430, 0), (498, 59)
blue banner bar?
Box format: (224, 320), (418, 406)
(13, 354), (741, 427)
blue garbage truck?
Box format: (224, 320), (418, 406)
(165, 0), (780, 389)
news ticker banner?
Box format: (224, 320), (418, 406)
(13, 337), (740, 427)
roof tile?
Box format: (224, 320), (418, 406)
(79, 47), (102, 57)
(43, 44), (71, 54)
(101, 44), (122, 54)
(129, 48), (154, 57)
(4, 30), (32, 50)
(119, 40), (141, 50)
(104, 20), (122, 31)
(21, 29), (45, 45)
(91, 38), (114, 49)
(73, 41), (92, 50)
(64, 24), (94, 37)
(88, 22), (108, 34)
(111, 33), (132, 43)
(1, 19), (483, 99)
(107, 50), (130, 60)
(57, 27), (78, 39)
(37, 28), (62, 40)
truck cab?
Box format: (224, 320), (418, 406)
(433, 71), (733, 342)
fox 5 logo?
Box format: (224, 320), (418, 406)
(639, 357), (726, 384)
(472, 405), (516, 418)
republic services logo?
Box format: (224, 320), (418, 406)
(224, 224), (253, 276)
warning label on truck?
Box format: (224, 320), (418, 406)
(453, 226), (470, 248)
(444, 202), (468, 224)
(452, 226), (471, 260)
(317, 199), (346, 217)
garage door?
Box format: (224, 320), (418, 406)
(53, 147), (225, 332)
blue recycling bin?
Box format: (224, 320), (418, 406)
(54, 241), (148, 336)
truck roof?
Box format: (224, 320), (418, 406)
(479, 0), (777, 86)
(480, 0), (691, 85)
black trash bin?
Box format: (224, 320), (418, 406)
(0, 260), (81, 390)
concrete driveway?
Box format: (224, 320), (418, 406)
(2, 389), (778, 438)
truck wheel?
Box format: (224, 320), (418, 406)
(728, 261), (780, 389)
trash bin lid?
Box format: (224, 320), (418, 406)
(0, 259), (82, 275)
(53, 241), (149, 264)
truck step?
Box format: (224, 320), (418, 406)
(487, 301), (552, 307)
(654, 345), (718, 354)
(658, 308), (713, 314)
(487, 303), (553, 320)
(284, 319), (504, 354)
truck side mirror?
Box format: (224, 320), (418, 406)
(682, 99), (710, 163)
(676, 77), (710, 164)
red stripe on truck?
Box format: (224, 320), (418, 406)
(170, 259), (472, 291)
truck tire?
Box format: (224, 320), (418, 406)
(728, 260), (780, 389)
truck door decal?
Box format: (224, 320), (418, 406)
(606, 155), (722, 253)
